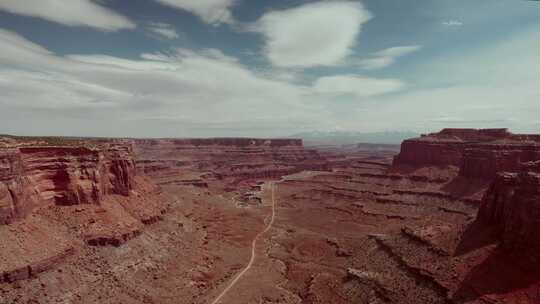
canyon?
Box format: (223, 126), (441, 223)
(0, 128), (539, 304)
(0, 139), (166, 286)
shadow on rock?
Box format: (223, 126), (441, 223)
(453, 220), (498, 257)
(452, 249), (540, 303)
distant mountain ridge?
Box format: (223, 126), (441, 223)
(289, 131), (418, 145)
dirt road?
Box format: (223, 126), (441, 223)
(209, 182), (277, 304)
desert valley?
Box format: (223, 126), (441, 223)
(1, 0), (540, 303)
(1, 128), (539, 304)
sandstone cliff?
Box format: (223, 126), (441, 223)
(0, 138), (166, 283)
(393, 128), (540, 181)
(393, 138), (464, 167)
(0, 149), (40, 224)
(1, 144), (141, 222)
(460, 143), (540, 180)
(133, 138), (329, 185)
(475, 161), (540, 252)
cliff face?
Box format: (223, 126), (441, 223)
(393, 128), (540, 181)
(0, 149), (40, 224)
(0, 138), (166, 283)
(19, 147), (106, 206)
(393, 139), (464, 167)
(0, 143), (140, 224)
(133, 138), (329, 185)
(460, 144), (540, 180)
(476, 161), (540, 252)
(104, 144), (137, 196)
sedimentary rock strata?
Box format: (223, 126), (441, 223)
(460, 143), (540, 179)
(0, 149), (40, 224)
(133, 137), (329, 191)
(0, 137), (166, 284)
(1, 144), (143, 221)
(393, 128), (540, 181)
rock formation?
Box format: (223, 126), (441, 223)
(460, 143), (540, 180)
(1, 144), (140, 222)
(133, 137), (329, 186)
(393, 138), (464, 167)
(2, 129), (540, 303)
(0, 148), (40, 224)
(0, 137), (166, 283)
(393, 128), (540, 181)
(475, 161), (540, 252)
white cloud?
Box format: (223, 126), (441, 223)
(344, 27), (540, 133)
(1, 20), (539, 136)
(313, 75), (404, 98)
(357, 45), (421, 70)
(147, 22), (179, 39)
(0, 0), (135, 31)
(153, 0), (235, 25)
(0, 70), (128, 109)
(252, 1), (372, 68)
(0, 29), (313, 134)
(0, 29), (406, 136)
(0, 29), (51, 58)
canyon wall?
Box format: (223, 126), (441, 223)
(392, 139), (464, 167)
(133, 138), (329, 185)
(0, 138), (166, 283)
(0, 149), (40, 224)
(460, 143), (540, 180)
(475, 161), (540, 253)
(0, 144), (141, 224)
(393, 128), (540, 180)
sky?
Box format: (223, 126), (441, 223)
(0, 0), (539, 138)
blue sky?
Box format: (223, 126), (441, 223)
(0, 0), (539, 137)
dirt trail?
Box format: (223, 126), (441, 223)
(209, 182), (277, 304)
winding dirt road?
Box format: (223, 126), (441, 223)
(209, 182), (277, 304)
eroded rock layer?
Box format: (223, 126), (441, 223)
(133, 138), (329, 188)
(0, 137), (166, 284)
(476, 161), (540, 252)
(1, 144), (141, 222)
(393, 128), (540, 180)
(0, 149), (40, 225)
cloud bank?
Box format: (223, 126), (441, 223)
(0, 29), (407, 136)
(0, 0), (135, 31)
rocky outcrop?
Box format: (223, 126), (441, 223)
(436, 128), (511, 141)
(475, 161), (540, 253)
(393, 139), (464, 167)
(393, 128), (540, 181)
(103, 144), (137, 196)
(0, 138), (166, 284)
(19, 146), (107, 206)
(0, 140), (164, 231)
(460, 143), (540, 180)
(0, 149), (40, 224)
(133, 138), (329, 184)
(0, 144), (140, 220)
